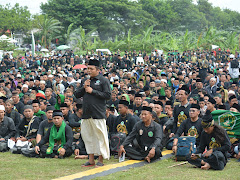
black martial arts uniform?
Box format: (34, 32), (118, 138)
(187, 130), (230, 170)
(122, 120), (162, 161)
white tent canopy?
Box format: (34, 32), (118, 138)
(96, 49), (111, 55)
(212, 45), (219, 49)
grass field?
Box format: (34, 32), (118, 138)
(95, 157), (240, 180)
(1, 152), (240, 180)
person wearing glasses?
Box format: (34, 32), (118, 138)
(172, 104), (203, 154)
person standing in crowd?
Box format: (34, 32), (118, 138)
(75, 59), (111, 167)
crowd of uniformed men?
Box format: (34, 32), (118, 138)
(0, 48), (240, 170)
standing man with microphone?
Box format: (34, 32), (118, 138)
(75, 58), (111, 167)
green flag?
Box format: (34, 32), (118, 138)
(211, 110), (240, 140)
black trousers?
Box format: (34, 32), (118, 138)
(125, 145), (162, 161)
(40, 145), (73, 158)
(187, 151), (226, 170)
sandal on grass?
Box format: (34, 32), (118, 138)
(95, 162), (104, 167)
(81, 161), (95, 167)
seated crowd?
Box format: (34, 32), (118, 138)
(0, 48), (240, 171)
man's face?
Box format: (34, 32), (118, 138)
(206, 102), (214, 110)
(142, 101), (149, 107)
(65, 91), (73, 97)
(230, 98), (238, 107)
(199, 101), (205, 108)
(164, 105), (172, 114)
(165, 89), (171, 97)
(118, 104), (128, 115)
(0, 110), (5, 119)
(12, 95), (19, 103)
(214, 96), (222, 104)
(40, 83), (45, 89)
(153, 104), (162, 114)
(24, 109), (34, 119)
(64, 99), (71, 106)
(53, 116), (63, 127)
(178, 90), (188, 102)
(204, 126), (214, 134)
(189, 108), (200, 119)
(87, 65), (99, 78)
(196, 82), (202, 89)
(22, 87), (28, 93)
(204, 96), (209, 103)
(60, 107), (69, 116)
(40, 102), (47, 111)
(134, 97), (142, 106)
(209, 79), (215, 87)
(32, 103), (40, 113)
(5, 102), (13, 112)
(141, 110), (152, 123)
(45, 89), (51, 97)
(111, 93), (117, 100)
(46, 110), (53, 121)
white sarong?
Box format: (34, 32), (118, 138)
(81, 118), (110, 159)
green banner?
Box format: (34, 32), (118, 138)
(211, 110), (240, 140)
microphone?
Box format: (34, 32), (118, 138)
(85, 75), (90, 87)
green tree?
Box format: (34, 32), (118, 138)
(37, 15), (63, 48)
(0, 3), (31, 34)
(40, 0), (155, 40)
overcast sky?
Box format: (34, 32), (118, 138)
(0, 0), (240, 14)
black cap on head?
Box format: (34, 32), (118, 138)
(76, 103), (83, 110)
(32, 99), (40, 104)
(118, 100), (129, 107)
(53, 110), (63, 117)
(232, 103), (240, 112)
(46, 106), (55, 112)
(35, 76), (40, 81)
(128, 103), (134, 110)
(229, 95), (237, 101)
(154, 100), (163, 107)
(135, 93), (142, 98)
(179, 85), (190, 94)
(60, 103), (68, 108)
(88, 59), (100, 67)
(201, 110), (214, 128)
(0, 96), (7, 101)
(190, 103), (200, 110)
(142, 106), (152, 112)
(165, 100), (172, 106)
(199, 97), (204, 102)
(218, 104), (226, 110)
(159, 95), (166, 100)
(143, 86), (149, 91)
(196, 79), (202, 83)
(128, 90), (136, 95)
(208, 97), (216, 104)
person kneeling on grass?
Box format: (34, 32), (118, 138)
(187, 110), (230, 170)
(119, 106), (162, 163)
(35, 110), (73, 158)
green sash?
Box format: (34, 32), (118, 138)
(46, 121), (66, 154)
